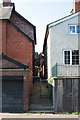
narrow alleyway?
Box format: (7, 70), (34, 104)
(29, 77), (54, 113)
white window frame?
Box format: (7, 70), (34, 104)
(77, 26), (80, 33)
(63, 50), (80, 65)
(63, 50), (71, 65)
(69, 25), (80, 34)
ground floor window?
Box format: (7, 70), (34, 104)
(64, 50), (79, 65)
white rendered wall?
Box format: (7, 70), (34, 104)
(47, 14), (80, 78)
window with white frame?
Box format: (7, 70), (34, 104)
(69, 25), (80, 34)
(77, 26), (80, 33)
(64, 50), (79, 65)
(64, 51), (70, 64)
(72, 50), (79, 65)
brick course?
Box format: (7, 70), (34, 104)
(2, 20), (33, 71)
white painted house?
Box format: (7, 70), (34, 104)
(48, 11), (80, 79)
(43, 0), (80, 112)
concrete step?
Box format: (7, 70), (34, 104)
(29, 104), (54, 110)
(29, 104), (54, 113)
(28, 110), (54, 113)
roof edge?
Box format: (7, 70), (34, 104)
(48, 11), (80, 28)
(43, 10), (80, 54)
(14, 11), (35, 28)
(12, 11), (36, 44)
(1, 53), (27, 69)
(8, 19), (34, 43)
(43, 25), (49, 54)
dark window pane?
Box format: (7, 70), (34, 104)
(69, 26), (75, 33)
(77, 26), (80, 33)
(72, 50), (79, 65)
(64, 51), (70, 64)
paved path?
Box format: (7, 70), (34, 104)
(29, 80), (53, 112)
(0, 113), (79, 119)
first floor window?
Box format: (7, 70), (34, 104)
(77, 26), (80, 33)
(64, 51), (70, 64)
(64, 50), (79, 65)
(72, 50), (79, 65)
(69, 25), (75, 33)
(69, 25), (80, 34)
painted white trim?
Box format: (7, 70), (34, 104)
(63, 50), (79, 65)
(63, 50), (65, 65)
(70, 50), (72, 65)
(49, 12), (80, 28)
(63, 50), (70, 65)
(69, 25), (80, 34)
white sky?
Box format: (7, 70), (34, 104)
(0, 0), (73, 53)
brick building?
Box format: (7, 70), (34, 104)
(0, 0), (36, 112)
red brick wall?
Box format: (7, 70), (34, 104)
(0, 20), (2, 52)
(0, 1), (36, 112)
(1, 20), (7, 54)
(2, 20), (33, 71)
(1, 10), (35, 111)
(10, 12), (34, 41)
(1, 12), (35, 71)
(23, 70), (33, 111)
(75, 1), (80, 12)
(1, 70), (33, 112)
(73, 0), (80, 13)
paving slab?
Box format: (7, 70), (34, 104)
(0, 113), (79, 119)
